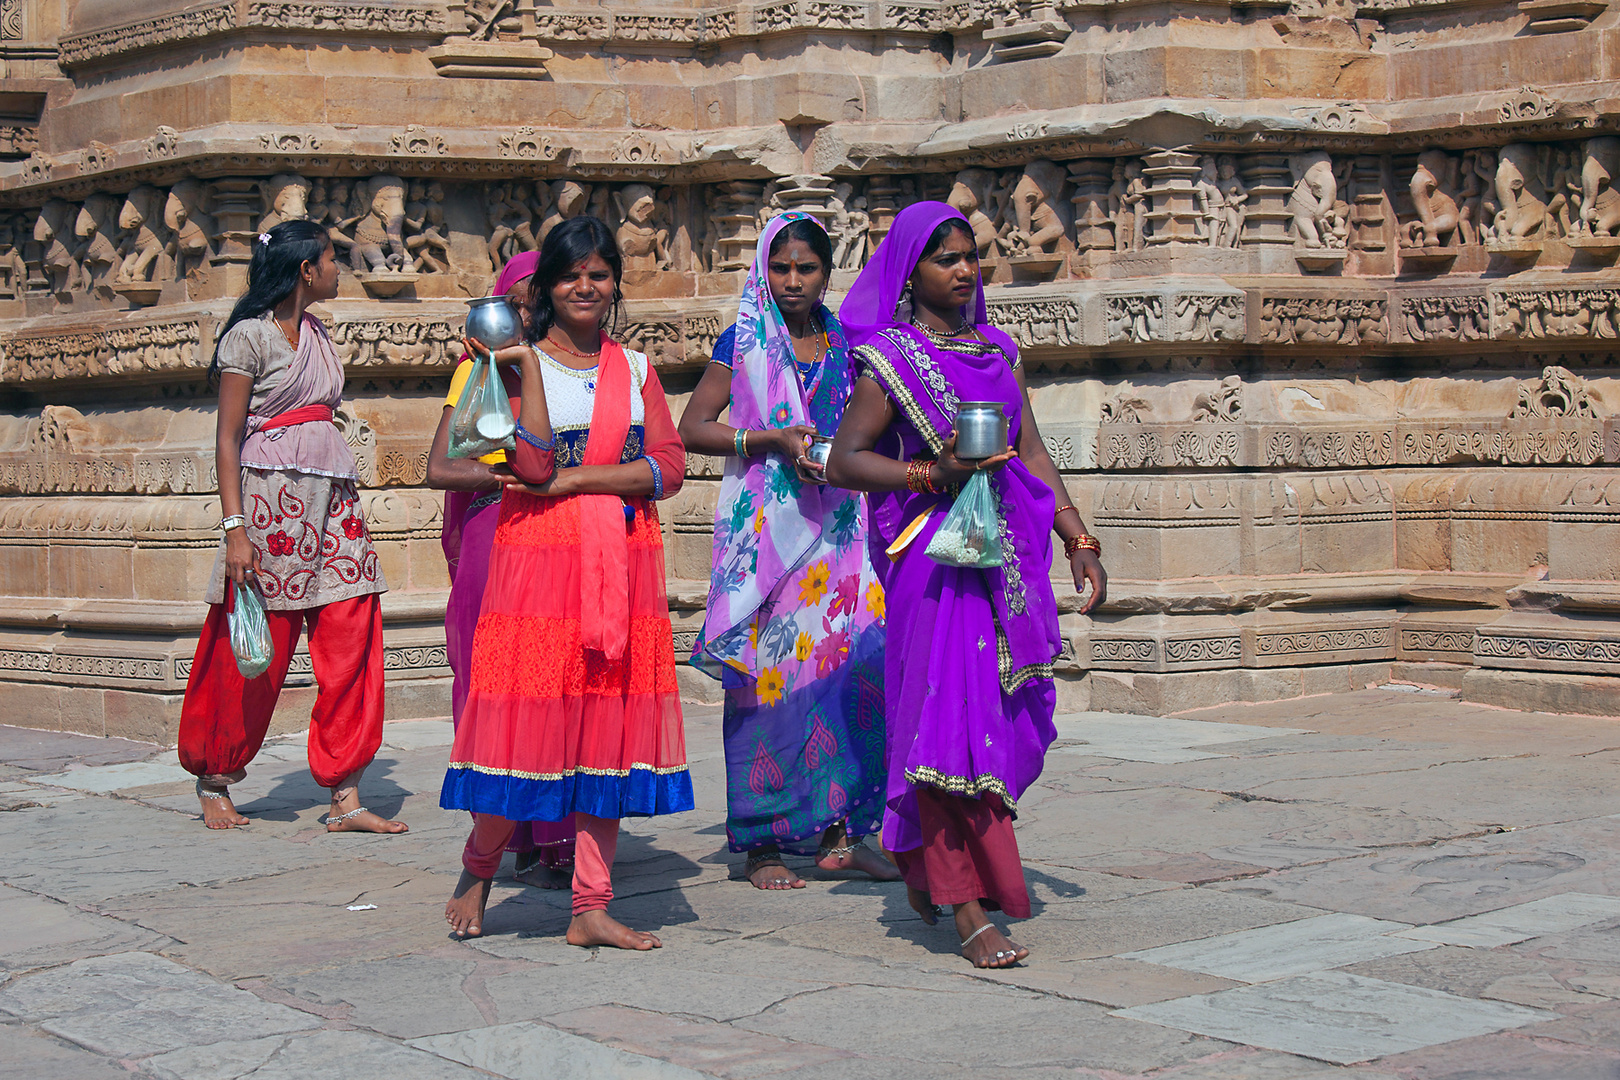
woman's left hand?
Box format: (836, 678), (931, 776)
(502, 466), (575, 498)
(1070, 550), (1107, 614)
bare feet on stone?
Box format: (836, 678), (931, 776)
(745, 846), (804, 890)
(955, 901), (1027, 969)
(815, 825), (902, 881)
(907, 885), (941, 926)
(196, 784), (248, 830)
(325, 790), (407, 834)
(566, 908), (661, 950)
(445, 871), (492, 939)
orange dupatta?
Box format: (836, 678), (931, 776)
(577, 338), (634, 660)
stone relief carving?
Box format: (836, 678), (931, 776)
(1401, 294), (1488, 342)
(1494, 288), (1620, 339)
(144, 126), (180, 160)
(499, 125), (557, 160)
(1578, 137), (1620, 237)
(1402, 150), (1462, 251)
(1491, 142), (1549, 242)
(390, 125), (448, 156)
(1288, 150), (1346, 250)
(1191, 376), (1243, 422)
(1259, 296), (1387, 346)
(988, 299), (1082, 348)
(1510, 365), (1598, 419)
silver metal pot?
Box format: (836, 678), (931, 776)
(465, 295), (524, 351)
(954, 402), (1008, 460)
(804, 434), (832, 481)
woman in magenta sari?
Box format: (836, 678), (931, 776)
(826, 202), (1107, 969)
(428, 251), (575, 886)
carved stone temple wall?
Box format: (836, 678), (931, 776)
(3, 0), (1620, 740)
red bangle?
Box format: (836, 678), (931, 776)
(1065, 533), (1102, 560)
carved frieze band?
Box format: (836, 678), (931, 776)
(1474, 632), (1620, 671)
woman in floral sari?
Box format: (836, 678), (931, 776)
(827, 202), (1107, 968)
(680, 213), (896, 889)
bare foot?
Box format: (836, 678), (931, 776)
(907, 885), (940, 926)
(445, 871), (492, 939)
(816, 839), (902, 882)
(566, 908), (661, 950)
(745, 848), (804, 890)
(196, 785), (248, 830)
(515, 864), (572, 890)
(325, 803), (408, 834)
(956, 904), (1028, 969)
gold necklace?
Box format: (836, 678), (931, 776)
(276, 314), (300, 349)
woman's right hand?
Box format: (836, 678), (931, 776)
(224, 527), (260, 587)
(462, 336), (535, 366)
(759, 424), (819, 463)
(934, 430), (1017, 486)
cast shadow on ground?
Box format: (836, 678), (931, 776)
(868, 864), (1084, 959)
(239, 756), (412, 823)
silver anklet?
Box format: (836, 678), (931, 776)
(324, 805), (369, 825)
(196, 781), (229, 800)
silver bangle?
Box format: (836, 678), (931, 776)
(220, 514), (247, 532)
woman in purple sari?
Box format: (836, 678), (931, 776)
(427, 251), (576, 886)
(826, 202), (1107, 969)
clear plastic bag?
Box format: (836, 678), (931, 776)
(924, 471), (1004, 568)
(447, 346), (517, 460)
(228, 580), (275, 680)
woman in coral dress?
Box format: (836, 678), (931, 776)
(441, 217), (691, 949)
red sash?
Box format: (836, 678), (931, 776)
(578, 339), (634, 660)
(254, 404), (334, 432)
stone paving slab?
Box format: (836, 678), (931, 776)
(147, 1028), (489, 1080)
(1122, 913), (1438, 983)
(1392, 892), (1620, 949)
(1115, 971), (1555, 1065)
(2, 692), (1619, 1077)
(414, 1019), (713, 1079)
(0, 952), (321, 1057)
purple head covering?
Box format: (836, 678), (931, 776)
(838, 201), (985, 348)
(493, 251), (540, 298)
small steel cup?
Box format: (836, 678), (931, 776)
(804, 435), (832, 481)
(953, 402), (1008, 460)
(465, 295), (524, 351)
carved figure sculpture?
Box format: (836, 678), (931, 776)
(615, 184), (671, 271)
(34, 200), (81, 295)
(75, 194), (123, 287)
(1288, 150), (1342, 249)
(841, 197), (870, 271)
(948, 169), (1003, 258)
(319, 180), (360, 263)
(1547, 148), (1583, 236)
(484, 182), (540, 270)
(0, 217), (24, 298)
(1195, 157), (1224, 246)
(111, 188), (166, 285)
(1494, 143), (1549, 240)
(165, 179), (214, 279)
(257, 173), (311, 232)
(1458, 149), (1491, 245)
(404, 180), (452, 273)
(350, 175), (408, 272)
(1110, 161), (1146, 252)
(1404, 149), (1461, 249)
(1215, 157), (1247, 248)
(540, 180), (590, 245)
(1007, 160), (1069, 254)
(1580, 136), (1620, 237)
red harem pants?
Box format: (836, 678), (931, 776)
(891, 787), (1031, 919)
(463, 812), (617, 916)
(178, 593), (385, 790)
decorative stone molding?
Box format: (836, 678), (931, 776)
(1510, 365), (1599, 418)
(58, 1), (442, 68)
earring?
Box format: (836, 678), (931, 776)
(895, 282), (913, 319)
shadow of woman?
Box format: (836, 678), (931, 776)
(245, 754), (411, 823)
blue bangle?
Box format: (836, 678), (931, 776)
(515, 422), (553, 450)
(644, 455), (664, 500)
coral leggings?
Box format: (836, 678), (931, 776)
(464, 812), (618, 916)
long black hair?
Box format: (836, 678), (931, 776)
(208, 219), (330, 387)
(766, 216), (834, 272)
(525, 215), (623, 342)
